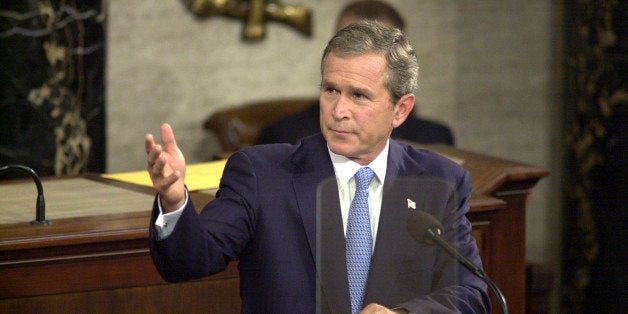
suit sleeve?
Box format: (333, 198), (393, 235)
(148, 151), (260, 283)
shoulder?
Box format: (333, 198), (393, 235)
(390, 141), (473, 215)
(390, 140), (469, 186)
(231, 133), (327, 171)
(231, 143), (295, 167)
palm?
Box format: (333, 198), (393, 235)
(145, 123), (187, 211)
(162, 138), (186, 181)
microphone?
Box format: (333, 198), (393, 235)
(0, 164), (49, 225)
(406, 210), (507, 314)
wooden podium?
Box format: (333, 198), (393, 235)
(0, 145), (546, 314)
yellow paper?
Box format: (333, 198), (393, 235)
(101, 159), (227, 191)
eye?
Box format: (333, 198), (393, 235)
(325, 87), (338, 95)
(353, 92), (366, 99)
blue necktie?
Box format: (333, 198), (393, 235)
(346, 167), (375, 314)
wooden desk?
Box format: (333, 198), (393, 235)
(0, 176), (241, 313)
(0, 146), (546, 313)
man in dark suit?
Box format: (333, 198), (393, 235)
(145, 21), (488, 313)
(257, 0), (454, 147)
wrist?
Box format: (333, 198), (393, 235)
(161, 199), (185, 213)
(160, 189), (187, 213)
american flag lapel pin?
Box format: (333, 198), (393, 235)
(407, 198), (416, 209)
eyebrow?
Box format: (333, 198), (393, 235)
(320, 79), (334, 88)
(320, 80), (372, 95)
(350, 86), (371, 96)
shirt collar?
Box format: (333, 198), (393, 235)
(328, 140), (389, 185)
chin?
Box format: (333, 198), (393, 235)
(327, 141), (355, 157)
(324, 129), (356, 150)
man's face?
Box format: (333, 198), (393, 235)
(319, 52), (413, 165)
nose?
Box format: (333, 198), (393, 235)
(332, 96), (350, 120)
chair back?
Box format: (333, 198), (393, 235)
(204, 98), (315, 152)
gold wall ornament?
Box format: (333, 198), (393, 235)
(183, 0), (312, 41)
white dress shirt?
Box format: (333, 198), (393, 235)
(328, 141), (388, 250)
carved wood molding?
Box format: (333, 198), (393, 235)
(182, 0), (312, 41)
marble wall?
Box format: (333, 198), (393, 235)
(106, 0), (563, 308)
(0, 1), (106, 176)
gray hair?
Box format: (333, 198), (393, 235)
(320, 20), (419, 104)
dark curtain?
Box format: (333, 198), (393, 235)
(563, 0), (627, 313)
(0, 0), (105, 178)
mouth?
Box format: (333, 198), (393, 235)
(329, 127), (352, 136)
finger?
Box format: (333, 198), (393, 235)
(162, 170), (181, 188)
(146, 144), (163, 168)
(160, 123), (179, 154)
(359, 303), (389, 314)
(153, 153), (167, 172)
(153, 170), (181, 193)
(145, 133), (156, 154)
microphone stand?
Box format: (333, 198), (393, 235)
(407, 208), (509, 314)
(0, 164), (49, 225)
(426, 228), (508, 314)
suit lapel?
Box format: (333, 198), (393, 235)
(365, 140), (429, 305)
(316, 176), (352, 313)
(290, 134), (335, 261)
(291, 134), (352, 313)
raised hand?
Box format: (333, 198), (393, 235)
(145, 123), (187, 212)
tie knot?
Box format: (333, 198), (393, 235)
(354, 167), (375, 190)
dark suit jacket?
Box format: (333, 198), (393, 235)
(149, 134), (489, 313)
(257, 102), (455, 146)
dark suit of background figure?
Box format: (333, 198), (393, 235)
(257, 102), (455, 146)
(149, 133), (489, 313)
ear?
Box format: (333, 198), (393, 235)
(392, 93), (415, 128)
